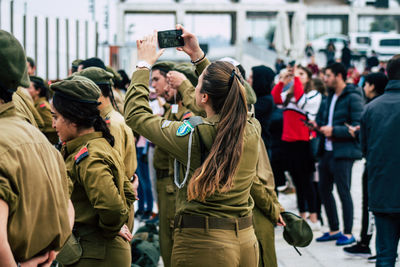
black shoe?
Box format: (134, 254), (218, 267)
(343, 242), (371, 258)
(367, 255), (376, 263)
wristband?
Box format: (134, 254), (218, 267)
(136, 60), (152, 70)
(191, 52), (206, 65)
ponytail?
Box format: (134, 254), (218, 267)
(187, 61), (248, 202)
(94, 115), (114, 147)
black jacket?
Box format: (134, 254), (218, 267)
(317, 84), (363, 159)
(254, 95), (274, 149)
(360, 80), (400, 213)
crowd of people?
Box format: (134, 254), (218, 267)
(0, 23), (399, 267)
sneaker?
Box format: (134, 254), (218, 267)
(367, 255), (376, 263)
(307, 219), (321, 231)
(316, 231), (342, 242)
(336, 234), (356, 246)
(343, 242), (371, 258)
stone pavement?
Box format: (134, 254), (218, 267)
(275, 160), (400, 267)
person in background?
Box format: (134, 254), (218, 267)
(341, 41), (352, 70)
(28, 75), (59, 144)
(344, 72), (388, 262)
(69, 59), (83, 76)
(248, 65), (276, 151)
(366, 50), (379, 71)
(360, 55), (400, 267)
(26, 56), (36, 76)
(305, 43), (315, 58)
(315, 63), (363, 246)
(326, 42), (336, 66)
(307, 55), (319, 77)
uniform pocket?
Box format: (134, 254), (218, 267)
(79, 236), (106, 260)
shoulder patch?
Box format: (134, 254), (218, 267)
(39, 103), (46, 108)
(74, 147), (89, 164)
(176, 120), (194, 137)
(182, 111), (193, 120)
(162, 120), (172, 129)
(105, 117), (111, 125)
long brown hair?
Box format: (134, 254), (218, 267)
(187, 61), (248, 202)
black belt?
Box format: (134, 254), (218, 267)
(156, 169), (169, 179)
(174, 214), (253, 231)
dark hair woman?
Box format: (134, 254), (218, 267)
(124, 27), (284, 267)
(50, 76), (135, 267)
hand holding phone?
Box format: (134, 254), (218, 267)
(174, 24), (204, 62)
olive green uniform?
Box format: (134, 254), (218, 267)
(178, 60), (282, 267)
(61, 132), (135, 267)
(124, 59), (260, 267)
(112, 88), (125, 114)
(12, 87), (45, 129)
(34, 96), (59, 144)
(0, 102), (71, 262)
(100, 104), (137, 231)
(153, 104), (193, 267)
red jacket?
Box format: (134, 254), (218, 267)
(271, 77), (310, 142)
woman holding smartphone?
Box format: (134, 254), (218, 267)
(124, 26), (261, 267)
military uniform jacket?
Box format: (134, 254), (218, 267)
(124, 61), (261, 218)
(62, 132), (135, 238)
(12, 87), (44, 129)
(153, 103), (193, 172)
(0, 102), (71, 262)
(34, 97), (58, 144)
(100, 104), (137, 177)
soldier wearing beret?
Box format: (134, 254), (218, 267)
(69, 59), (83, 76)
(50, 75), (135, 267)
(0, 29), (73, 266)
(28, 75), (59, 144)
(75, 67), (137, 231)
(149, 61), (194, 267)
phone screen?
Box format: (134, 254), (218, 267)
(157, 30), (184, 48)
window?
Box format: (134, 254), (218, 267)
(380, 39), (400, 46)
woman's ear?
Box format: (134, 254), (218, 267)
(201, 93), (209, 104)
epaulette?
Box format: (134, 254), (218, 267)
(39, 103), (46, 108)
(182, 111), (193, 120)
(74, 146), (89, 164)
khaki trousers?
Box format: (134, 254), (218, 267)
(253, 207), (277, 267)
(156, 177), (176, 267)
(171, 226), (259, 267)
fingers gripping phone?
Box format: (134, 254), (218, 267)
(157, 30), (184, 48)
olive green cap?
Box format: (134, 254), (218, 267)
(152, 61), (175, 74)
(281, 211), (313, 247)
(174, 63), (198, 87)
(106, 66), (122, 83)
(0, 30), (30, 90)
(243, 80), (257, 105)
(50, 75), (101, 104)
(75, 66), (114, 85)
(71, 59), (83, 68)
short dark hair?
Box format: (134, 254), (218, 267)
(364, 72), (388, 96)
(326, 62), (347, 82)
(387, 54), (400, 80)
(27, 57), (35, 68)
(151, 66), (168, 77)
(81, 57), (106, 70)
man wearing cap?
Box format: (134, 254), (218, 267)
(69, 59), (83, 76)
(147, 61), (194, 267)
(29, 75), (58, 144)
(0, 29), (73, 266)
(75, 67), (137, 231)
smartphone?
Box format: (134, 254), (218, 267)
(157, 29), (184, 48)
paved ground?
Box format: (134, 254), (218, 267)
(134, 160), (399, 267)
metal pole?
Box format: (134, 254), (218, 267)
(0, 0), (2, 29)
(95, 22), (98, 57)
(85, 20), (88, 58)
(10, 0), (14, 33)
(46, 17), (49, 80)
(56, 18), (60, 79)
(66, 19), (69, 76)
(76, 20), (79, 59)
(34, 16), (38, 67)
(23, 15), (26, 50)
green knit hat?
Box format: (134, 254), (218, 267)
(50, 75), (101, 104)
(0, 30), (30, 90)
(75, 67), (114, 85)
